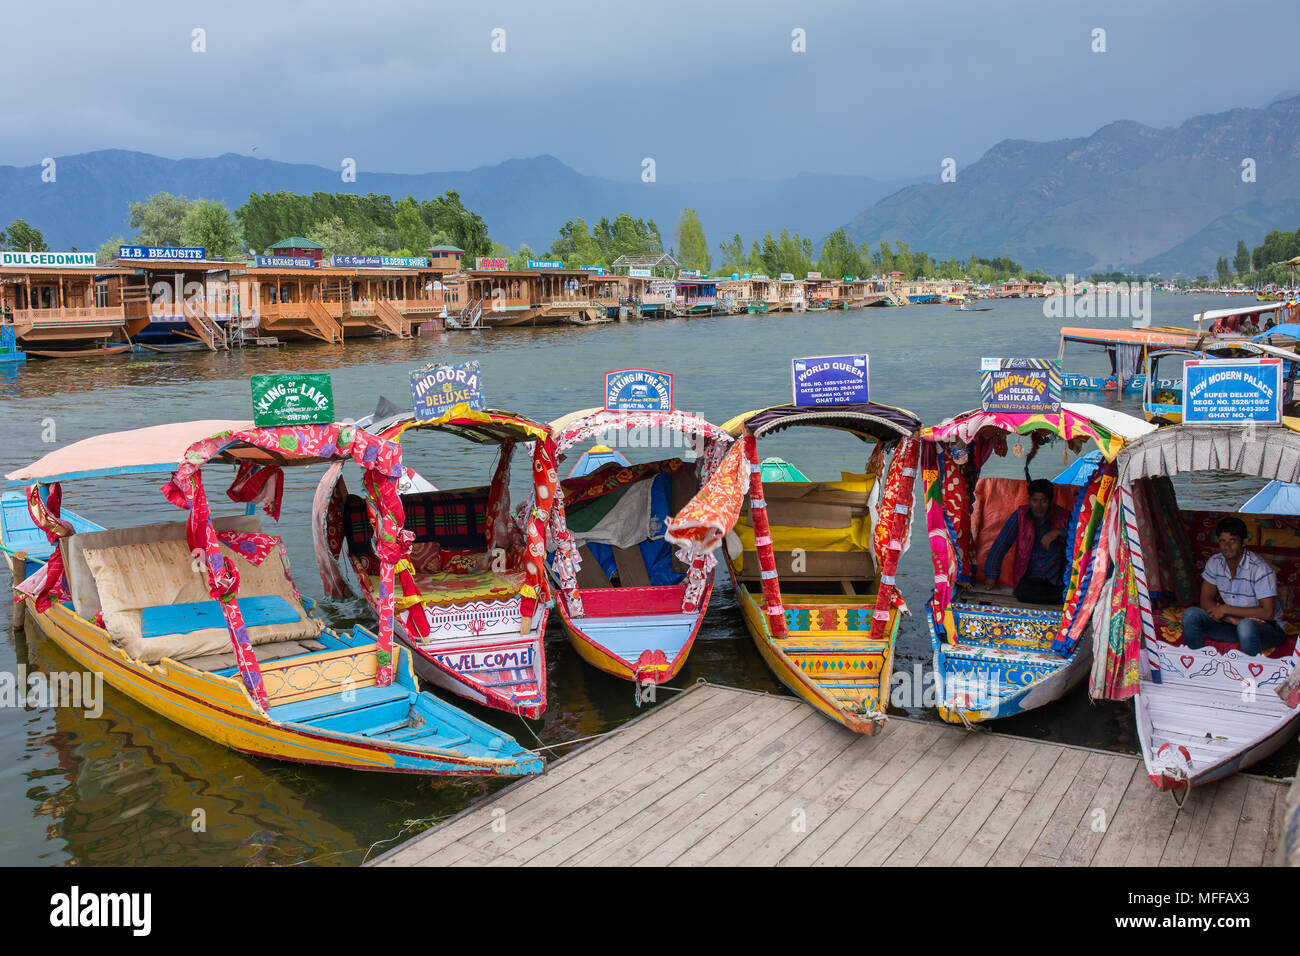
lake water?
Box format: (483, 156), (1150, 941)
(1, 291), (1292, 865)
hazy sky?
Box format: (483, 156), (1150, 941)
(4, 0), (1297, 184)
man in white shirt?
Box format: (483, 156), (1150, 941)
(1181, 516), (1287, 656)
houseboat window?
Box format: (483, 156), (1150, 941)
(95, 281), (109, 308)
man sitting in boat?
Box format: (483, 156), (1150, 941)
(978, 478), (1070, 604)
(1181, 516), (1286, 656)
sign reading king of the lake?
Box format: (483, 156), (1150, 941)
(605, 369), (674, 411)
(250, 373), (334, 427)
(410, 361), (486, 420)
(792, 355), (869, 406)
(979, 357), (1062, 414)
(118, 246), (207, 261)
(0, 251), (95, 268)
(1183, 358), (1282, 425)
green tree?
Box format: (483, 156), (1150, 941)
(4, 218), (48, 251)
(1233, 240), (1251, 276)
(508, 244), (535, 271)
(181, 199), (243, 259)
(97, 235), (129, 265)
(308, 216), (369, 258)
(817, 228), (862, 278)
(1215, 256), (1232, 283)
(128, 192), (194, 247)
(394, 196), (431, 255)
(717, 232), (748, 274)
(674, 208), (711, 272)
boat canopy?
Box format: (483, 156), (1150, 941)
(1255, 323), (1300, 342)
(1058, 327), (1196, 348)
(1194, 302), (1288, 324)
(1117, 420), (1300, 485)
(5, 420), (249, 483)
(375, 405), (550, 445)
(720, 402), (921, 443)
(922, 402), (1155, 461)
(1240, 480), (1300, 515)
(549, 406), (732, 453)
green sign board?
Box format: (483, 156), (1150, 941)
(250, 373), (334, 427)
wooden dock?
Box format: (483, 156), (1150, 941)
(372, 683), (1292, 867)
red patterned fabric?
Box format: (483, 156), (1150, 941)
(744, 431), (786, 637)
(22, 483), (73, 613)
(226, 461), (283, 520)
(666, 438), (747, 614)
(485, 440), (515, 553)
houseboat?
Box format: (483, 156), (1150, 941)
(0, 253), (137, 357)
(114, 247), (247, 350)
(672, 275), (718, 316)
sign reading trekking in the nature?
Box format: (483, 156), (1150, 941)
(251, 373), (334, 427)
(410, 361), (486, 419)
(791, 355), (869, 406)
(1183, 358), (1282, 425)
(605, 369), (673, 411)
(979, 357), (1062, 414)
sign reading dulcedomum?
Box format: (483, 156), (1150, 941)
(1183, 358), (1282, 425)
(979, 357), (1063, 414)
(791, 354), (869, 406)
(250, 373), (334, 427)
(410, 361), (486, 420)
(605, 368), (674, 411)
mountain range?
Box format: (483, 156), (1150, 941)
(3, 92), (1300, 275)
(0, 150), (913, 258)
(846, 93), (1300, 276)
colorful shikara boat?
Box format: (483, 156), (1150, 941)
(545, 381), (734, 686)
(1096, 421), (1300, 792)
(318, 390), (557, 719)
(3, 417), (541, 775)
(1142, 340), (1300, 425)
(1057, 327), (1197, 393)
(920, 402), (1155, 724)
(669, 401), (923, 734)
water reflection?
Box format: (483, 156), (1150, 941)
(1, 292), (1294, 865)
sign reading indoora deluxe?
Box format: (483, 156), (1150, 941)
(251, 373), (334, 427)
(979, 357), (1062, 414)
(1, 251), (96, 267)
(792, 354), (869, 406)
(410, 361), (486, 419)
(1183, 358), (1282, 425)
(605, 368), (673, 411)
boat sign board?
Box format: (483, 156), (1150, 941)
(780, 272), (795, 281)
(628, 268), (652, 277)
(979, 358), (1062, 414)
(251, 373), (334, 427)
(119, 246), (207, 261)
(255, 255), (316, 269)
(331, 255), (428, 268)
(1183, 358), (1282, 425)
(476, 257), (508, 271)
(605, 369), (673, 411)
(528, 259), (564, 270)
(1, 251), (96, 268)
(411, 361), (486, 419)
(792, 354), (869, 406)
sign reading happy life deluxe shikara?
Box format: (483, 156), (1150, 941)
(792, 355), (869, 406)
(251, 373), (334, 427)
(979, 357), (1062, 414)
(1183, 358), (1282, 425)
(605, 369), (673, 411)
(410, 361), (486, 420)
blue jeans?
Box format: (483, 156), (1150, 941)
(1181, 607), (1286, 656)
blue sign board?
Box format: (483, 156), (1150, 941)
(791, 354), (869, 406)
(679, 269), (701, 278)
(255, 255), (316, 268)
(410, 361), (486, 420)
(605, 368), (674, 411)
(1183, 358), (1282, 425)
(331, 255), (429, 268)
(979, 357), (1062, 414)
(528, 259), (564, 270)
(119, 245), (207, 261)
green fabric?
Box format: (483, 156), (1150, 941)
(565, 484), (633, 533)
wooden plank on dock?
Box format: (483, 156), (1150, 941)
(369, 683), (1291, 867)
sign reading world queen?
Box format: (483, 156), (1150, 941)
(251, 373), (334, 427)
(1183, 358), (1282, 425)
(792, 354), (869, 406)
(605, 369), (673, 411)
(979, 357), (1062, 414)
(410, 361), (486, 420)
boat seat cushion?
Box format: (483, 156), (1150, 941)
(343, 487), (490, 558)
(184, 638), (328, 673)
(732, 477), (877, 583)
(63, 515), (263, 621)
(78, 532), (321, 664)
(357, 565), (525, 611)
(1155, 605), (1298, 658)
